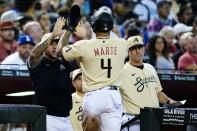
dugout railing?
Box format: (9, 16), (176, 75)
(0, 104), (46, 131)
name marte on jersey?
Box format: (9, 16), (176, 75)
(93, 46), (117, 56)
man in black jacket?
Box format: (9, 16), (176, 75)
(27, 17), (78, 131)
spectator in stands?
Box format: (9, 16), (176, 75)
(14, 0), (36, 19)
(120, 35), (178, 131)
(37, 11), (51, 34)
(148, 35), (175, 71)
(172, 32), (193, 69)
(1, 35), (34, 70)
(23, 21), (44, 44)
(178, 33), (197, 74)
(40, 0), (62, 13)
(27, 17), (78, 131)
(133, 0), (157, 23)
(125, 22), (141, 40)
(177, 4), (193, 26)
(0, 21), (17, 62)
(0, 0), (7, 15)
(147, 0), (176, 38)
(192, 17), (197, 36)
(0, 10), (23, 22)
(83, 20), (93, 40)
(173, 23), (193, 50)
(158, 26), (177, 55)
(18, 15), (34, 32)
(69, 69), (84, 131)
(0, 10), (23, 41)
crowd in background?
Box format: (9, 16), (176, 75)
(0, 0), (196, 73)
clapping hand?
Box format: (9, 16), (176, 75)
(52, 17), (66, 38)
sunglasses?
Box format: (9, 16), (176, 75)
(129, 45), (144, 51)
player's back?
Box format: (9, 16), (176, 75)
(78, 37), (127, 91)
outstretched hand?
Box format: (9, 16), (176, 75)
(52, 17), (66, 38)
(74, 22), (87, 39)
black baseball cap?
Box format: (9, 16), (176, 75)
(157, 0), (172, 8)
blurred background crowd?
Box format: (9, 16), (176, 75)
(0, 0), (196, 74)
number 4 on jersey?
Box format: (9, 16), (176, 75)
(101, 58), (112, 78)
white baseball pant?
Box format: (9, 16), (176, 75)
(82, 86), (123, 131)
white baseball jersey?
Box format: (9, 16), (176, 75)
(69, 93), (83, 131)
(120, 63), (162, 115)
(63, 37), (128, 91)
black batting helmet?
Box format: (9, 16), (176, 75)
(91, 6), (113, 33)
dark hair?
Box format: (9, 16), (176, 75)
(193, 16), (197, 26)
(14, 0), (35, 12)
(177, 4), (192, 23)
(157, 1), (172, 9)
(148, 35), (169, 67)
(127, 23), (141, 39)
(37, 12), (48, 21)
(18, 15), (33, 31)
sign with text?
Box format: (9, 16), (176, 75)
(0, 69), (29, 77)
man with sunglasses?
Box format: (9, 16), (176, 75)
(120, 35), (177, 131)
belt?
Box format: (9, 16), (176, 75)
(104, 85), (118, 90)
(88, 85), (119, 92)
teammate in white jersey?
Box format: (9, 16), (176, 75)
(70, 69), (84, 131)
(120, 36), (177, 131)
(58, 6), (128, 131)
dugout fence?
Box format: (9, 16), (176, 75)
(0, 104), (46, 131)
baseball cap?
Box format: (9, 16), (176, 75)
(18, 35), (35, 46)
(41, 33), (60, 43)
(173, 23), (192, 36)
(0, 21), (15, 29)
(157, 0), (172, 8)
(98, 6), (112, 16)
(0, 10), (23, 22)
(127, 35), (144, 49)
(71, 69), (82, 81)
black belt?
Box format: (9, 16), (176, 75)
(107, 85), (118, 90)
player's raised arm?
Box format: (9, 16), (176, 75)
(56, 30), (72, 56)
(57, 5), (81, 56)
(28, 17), (65, 67)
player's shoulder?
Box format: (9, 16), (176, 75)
(144, 63), (156, 71)
(144, 63), (154, 68)
(74, 39), (88, 45)
(115, 37), (126, 42)
(113, 38), (127, 47)
(124, 62), (135, 70)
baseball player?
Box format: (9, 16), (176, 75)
(58, 6), (128, 131)
(120, 35), (178, 131)
(69, 69), (84, 131)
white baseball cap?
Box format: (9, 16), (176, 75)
(1, 10), (23, 22)
(71, 69), (82, 81)
(127, 35), (144, 49)
(173, 23), (192, 36)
